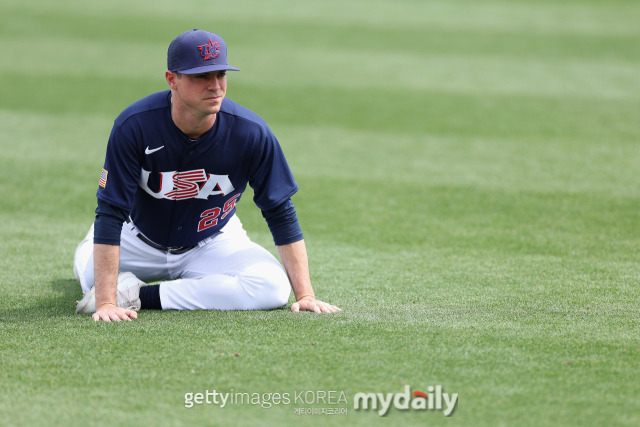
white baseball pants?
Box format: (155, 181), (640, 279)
(73, 215), (291, 310)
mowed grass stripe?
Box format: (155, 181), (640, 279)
(293, 180), (639, 255)
(304, 235), (639, 316)
(235, 50), (640, 100)
(4, 69), (637, 144)
(3, 7), (640, 64)
(3, 33), (639, 100)
(234, 84), (640, 141)
(3, 0), (639, 37)
(274, 125), (640, 196)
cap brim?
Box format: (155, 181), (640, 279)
(177, 64), (240, 74)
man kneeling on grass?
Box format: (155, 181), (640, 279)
(73, 29), (340, 321)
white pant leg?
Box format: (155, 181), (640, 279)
(73, 215), (291, 310)
(73, 220), (175, 292)
(159, 215), (291, 310)
(73, 224), (95, 293)
(118, 221), (175, 283)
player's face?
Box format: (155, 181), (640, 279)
(169, 71), (228, 117)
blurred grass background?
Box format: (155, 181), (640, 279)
(1, 0), (639, 426)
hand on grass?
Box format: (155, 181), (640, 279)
(92, 304), (138, 322)
(291, 297), (341, 313)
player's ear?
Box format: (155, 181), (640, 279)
(165, 70), (178, 89)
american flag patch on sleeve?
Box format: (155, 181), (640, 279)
(99, 169), (108, 188)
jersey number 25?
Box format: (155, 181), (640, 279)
(198, 194), (242, 232)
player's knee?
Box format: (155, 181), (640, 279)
(262, 282), (290, 309)
(267, 266), (291, 303)
(245, 263), (291, 309)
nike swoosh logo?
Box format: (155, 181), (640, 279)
(145, 146), (165, 155)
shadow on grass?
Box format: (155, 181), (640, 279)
(51, 278), (80, 296)
(0, 278), (79, 322)
(0, 278), (296, 324)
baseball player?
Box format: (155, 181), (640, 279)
(74, 29), (340, 321)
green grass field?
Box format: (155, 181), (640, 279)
(1, 0), (639, 425)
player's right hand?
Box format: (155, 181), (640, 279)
(92, 304), (138, 322)
(291, 297), (341, 313)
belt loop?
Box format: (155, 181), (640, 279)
(126, 217), (136, 233)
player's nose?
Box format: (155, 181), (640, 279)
(207, 75), (222, 90)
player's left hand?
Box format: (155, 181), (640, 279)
(291, 297), (341, 313)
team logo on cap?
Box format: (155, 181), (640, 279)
(198, 39), (221, 60)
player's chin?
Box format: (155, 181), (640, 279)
(201, 102), (222, 115)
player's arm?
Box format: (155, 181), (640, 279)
(90, 120), (141, 322)
(262, 199), (340, 313)
(91, 200), (137, 322)
(276, 240), (340, 313)
(92, 244), (136, 321)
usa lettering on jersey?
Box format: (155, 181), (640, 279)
(138, 168), (235, 200)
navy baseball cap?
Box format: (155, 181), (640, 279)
(168, 29), (240, 74)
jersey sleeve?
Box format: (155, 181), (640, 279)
(248, 129), (298, 211)
(261, 198), (304, 245)
(96, 121), (143, 212)
(93, 199), (128, 245)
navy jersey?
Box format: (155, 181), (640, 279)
(97, 90), (298, 247)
